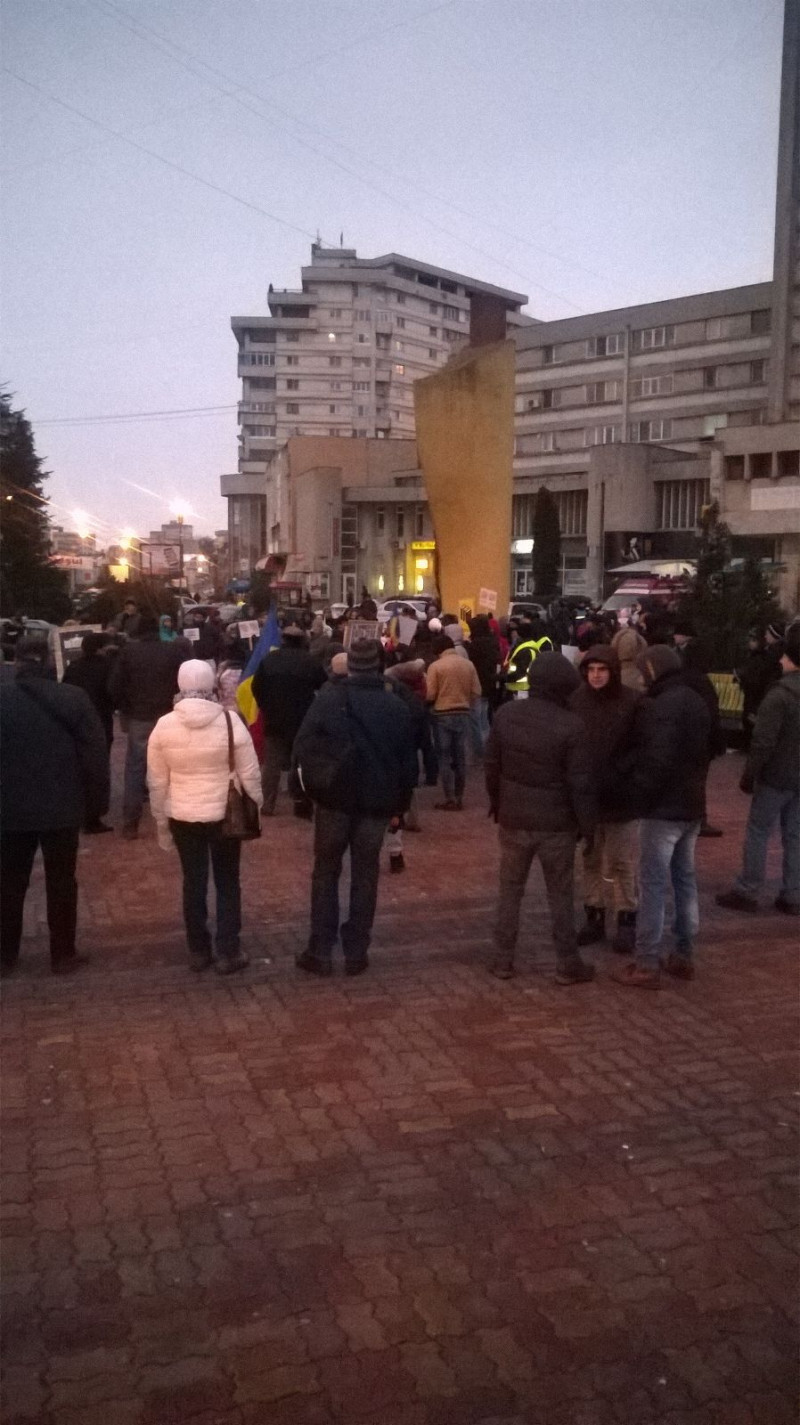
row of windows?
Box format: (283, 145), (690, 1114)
(512, 490), (588, 538)
(537, 310), (771, 366)
(521, 359), (767, 412)
(516, 420), (672, 454)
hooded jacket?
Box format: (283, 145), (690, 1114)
(614, 653), (711, 822)
(611, 626), (647, 692)
(569, 645), (639, 818)
(745, 670), (800, 792)
(485, 652), (595, 836)
(147, 698), (263, 824)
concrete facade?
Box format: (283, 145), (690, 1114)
(511, 0), (799, 606)
(259, 436), (436, 603)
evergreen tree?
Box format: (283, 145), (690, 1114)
(532, 486), (561, 596)
(678, 502), (783, 670)
(0, 392), (71, 621)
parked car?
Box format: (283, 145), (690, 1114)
(507, 601), (548, 621)
(377, 599), (428, 624)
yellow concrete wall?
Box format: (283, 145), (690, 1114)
(414, 340), (514, 619)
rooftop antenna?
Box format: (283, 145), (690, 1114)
(340, 231), (344, 247)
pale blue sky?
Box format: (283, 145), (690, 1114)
(1, 0), (784, 539)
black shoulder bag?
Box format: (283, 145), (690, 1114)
(220, 710), (261, 840)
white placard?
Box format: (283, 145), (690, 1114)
(237, 620), (260, 639)
(478, 587), (498, 611)
(397, 616), (418, 646)
(560, 644), (581, 664)
(184, 626), (200, 642)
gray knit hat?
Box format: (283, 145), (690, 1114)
(347, 638), (383, 675)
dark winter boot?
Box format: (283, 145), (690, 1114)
(611, 910), (637, 954)
(577, 906), (605, 947)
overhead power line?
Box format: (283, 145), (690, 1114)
(35, 403), (236, 426)
(84, 0), (587, 309)
(2, 67), (332, 246)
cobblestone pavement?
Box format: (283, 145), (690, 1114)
(2, 748), (798, 1425)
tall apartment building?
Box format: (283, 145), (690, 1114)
(222, 245), (528, 573)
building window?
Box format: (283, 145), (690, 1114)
(428, 326), (438, 337)
(395, 364), (405, 375)
(703, 367), (717, 389)
(247, 353), (275, 366)
(376, 506), (385, 534)
(415, 505), (425, 537)
(327, 332), (337, 342)
(285, 403), (299, 414)
(656, 479), (711, 530)
(590, 425), (620, 445)
(751, 309), (771, 335)
(395, 316), (405, 329)
(284, 332), (300, 343)
(542, 345), (554, 365)
(630, 374), (673, 398)
(286, 378), (299, 390)
(778, 449), (800, 477)
(396, 508), (405, 540)
(355, 309), (370, 321)
(630, 418), (672, 441)
(329, 356), (342, 367)
(354, 357), (370, 368)
(429, 302), (439, 314)
(702, 414), (727, 436)
(589, 333), (624, 357)
(357, 405), (366, 417)
(725, 455), (745, 481)
(329, 404), (336, 414)
(443, 305), (458, 319)
(355, 428), (368, 437)
(329, 308), (342, 318)
(396, 293), (406, 305)
(587, 380), (620, 404)
(540, 432), (557, 452)
(750, 359), (767, 383)
(331, 381), (342, 391)
(285, 355), (299, 366)
(638, 325), (674, 350)
(358, 334), (368, 344)
(354, 381), (370, 392)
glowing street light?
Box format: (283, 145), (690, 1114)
(72, 508), (92, 539)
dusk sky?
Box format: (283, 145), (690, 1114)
(1, 0), (784, 541)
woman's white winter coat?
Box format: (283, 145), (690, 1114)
(147, 700), (263, 824)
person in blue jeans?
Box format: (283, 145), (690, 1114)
(717, 626), (800, 917)
(425, 634), (482, 810)
(609, 645), (711, 989)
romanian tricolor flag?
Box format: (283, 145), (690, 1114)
(236, 603), (280, 760)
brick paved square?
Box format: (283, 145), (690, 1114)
(1, 752), (797, 1422)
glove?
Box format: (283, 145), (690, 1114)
(156, 822), (175, 853)
(739, 771), (754, 795)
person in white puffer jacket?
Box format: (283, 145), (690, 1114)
(147, 660), (263, 974)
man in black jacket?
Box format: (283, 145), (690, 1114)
(468, 614), (500, 756)
(63, 633), (116, 833)
(717, 626), (800, 916)
(672, 621), (725, 837)
(612, 645), (711, 989)
(252, 623), (326, 817)
(1, 639), (110, 975)
(484, 651), (596, 985)
(108, 612), (191, 837)
(292, 639), (417, 976)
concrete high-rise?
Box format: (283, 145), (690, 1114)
(221, 245), (528, 575)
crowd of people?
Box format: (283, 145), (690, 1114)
(0, 592), (797, 988)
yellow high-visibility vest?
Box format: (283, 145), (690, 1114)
(504, 636), (554, 693)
